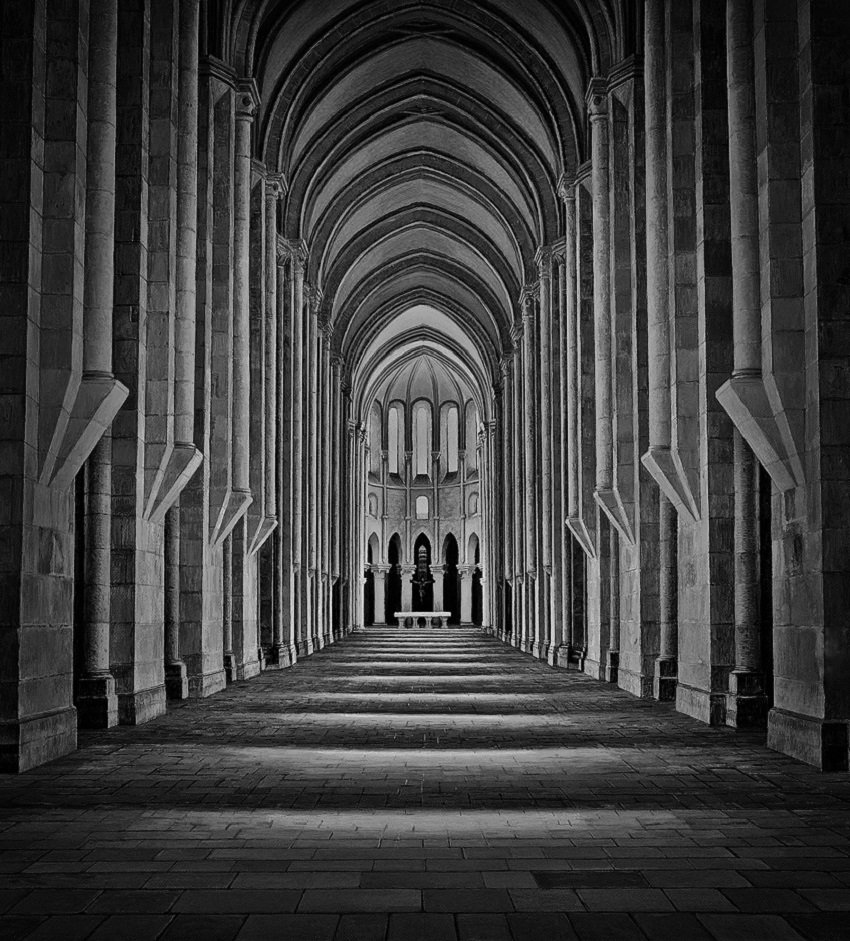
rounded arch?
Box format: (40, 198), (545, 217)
(467, 532), (480, 566)
(367, 531), (380, 564)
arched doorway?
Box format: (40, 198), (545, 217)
(443, 534), (460, 625)
(412, 533), (434, 611)
(387, 533), (402, 625)
(364, 537), (376, 626)
(469, 535), (483, 626)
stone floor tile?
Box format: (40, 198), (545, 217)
(482, 872), (537, 889)
(360, 871), (483, 889)
(422, 889), (512, 912)
(387, 912), (457, 940)
(632, 913), (714, 940)
(645, 870), (751, 888)
(9, 890), (102, 915)
(85, 890), (179, 913)
(576, 888), (673, 912)
(663, 888), (736, 912)
(88, 913), (173, 940)
(456, 913), (512, 940)
(507, 912), (578, 940)
(333, 913), (388, 940)
(160, 914), (246, 941)
(721, 888), (817, 913)
(0, 916), (44, 941)
(798, 890), (850, 912)
(786, 913), (850, 940)
(236, 914), (338, 940)
(171, 890), (301, 913)
(299, 889), (420, 912)
(507, 889), (584, 912)
(697, 913), (807, 940)
(17, 914), (105, 940)
(231, 872), (359, 889)
(567, 912), (646, 940)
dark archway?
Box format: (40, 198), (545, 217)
(364, 539), (375, 626)
(443, 534), (460, 625)
(387, 533), (402, 625)
(413, 533), (434, 611)
(471, 539), (483, 626)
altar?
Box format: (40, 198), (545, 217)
(394, 611), (452, 628)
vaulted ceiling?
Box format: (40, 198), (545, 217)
(213, 0), (634, 413)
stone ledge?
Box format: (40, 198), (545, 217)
(593, 488), (635, 544)
(640, 446), (700, 523)
(145, 442), (204, 524)
(118, 685), (167, 726)
(676, 682), (726, 726)
(767, 708), (849, 772)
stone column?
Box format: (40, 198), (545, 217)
(372, 565), (389, 626)
(727, 430), (767, 725)
(606, 527), (620, 683)
(460, 567), (474, 625)
(500, 357), (513, 586)
(642, 0), (673, 475)
(401, 565), (415, 613)
(264, 179), (283, 529)
(223, 534), (235, 682)
(723, 0), (768, 728)
(321, 326), (333, 642)
(654, 495), (678, 699)
(174, 0), (200, 448)
(289, 242), (307, 647)
(521, 291), (537, 651)
(77, 436), (118, 728)
(232, 83), (256, 501)
(307, 292), (321, 648)
(164, 504), (188, 699)
(432, 564), (445, 611)
(77, 0), (122, 729)
(564, 188), (579, 524)
(588, 80), (613, 497)
(537, 249), (553, 657)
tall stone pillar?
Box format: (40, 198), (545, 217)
(401, 565), (415, 613)
(432, 565), (445, 612)
(520, 290), (537, 652)
(727, 431), (767, 725)
(164, 505), (188, 699)
(372, 566), (389, 626)
(289, 242), (307, 649)
(460, 568), (474, 625)
(653, 495), (678, 699)
(537, 249), (553, 658)
(78, 436), (119, 728)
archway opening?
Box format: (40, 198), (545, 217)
(387, 533), (403, 625)
(412, 533), (434, 612)
(443, 533), (460, 625)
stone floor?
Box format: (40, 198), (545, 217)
(1, 628), (849, 940)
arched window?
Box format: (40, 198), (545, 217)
(465, 402), (478, 472)
(413, 401), (431, 476)
(368, 494), (379, 517)
(446, 405), (459, 474)
(415, 495), (429, 519)
(468, 491), (479, 516)
(388, 404), (402, 475)
(369, 402), (382, 476)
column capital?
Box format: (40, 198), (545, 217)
(510, 320), (524, 347)
(235, 78), (260, 119)
(373, 564), (392, 575)
(283, 238), (309, 272)
(266, 172), (287, 199)
(557, 172), (576, 203)
(585, 76), (607, 119)
(520, 283), (539, 321)
(305, 283), (323, 312)
(535, 246), (553, 278)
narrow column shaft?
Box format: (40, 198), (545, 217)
(500, 359), (512, 580)
(607, 527), (620, 680)
(589, 85), (613, 491)
(460, 570), (473, 624)
(373, 569), (387, 625)
(658, 495), (678, 660)
(275, 256), (291, 657)
(164, 506), (181, 666)
(174, 0), (200, 443)
(645, 0), (672, 448)
(727, 0), (761, 376)
(538, 252), (553, 570)
(733, 430), (761, 672)
(521, 300), (537, 573)
(290, 251), (306, 571)
(232, 88), (255, 493)
(432, 566), (445, 611)
(83, 0), (119, 377)
(264, 182), (281, 521)
(84, 436), (113, 676)
(309, 303), (319, 574)
(223, 534), (234, 677)
(564, 191), (579, 518)
(512, 342), (523, 577)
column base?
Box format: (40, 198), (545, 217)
(653, 658), (678, 702)
(0, 707), (77, 773)
(605, 650), (619, 684)
(165, 662), (189, 701)
(584, 656), (605, 680)
(235, 657), (262, 682)
(295, 639), (314, 657)
(726, 671), (768, 728)
(264, 644), (297, 669)
(531, 641), (546, 659)
(188, 668), (227, 699)
(767, 708), (849, 772)
(76, 674), (119, 729)
(118, 685), (166, 725)
(549, 645), (571, 668)
(676, 683), (726, 725)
